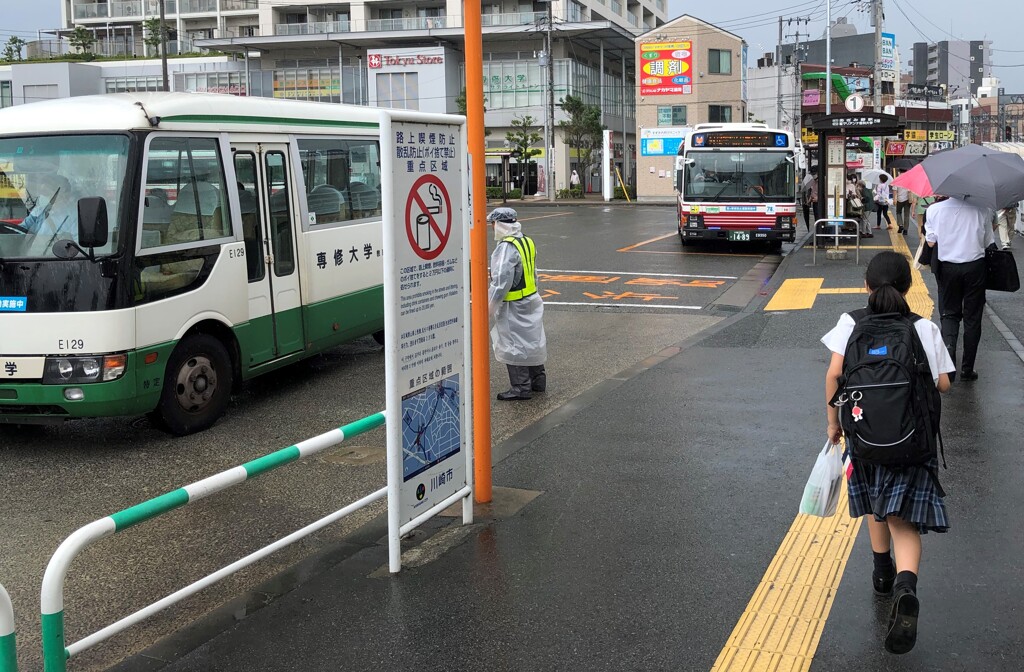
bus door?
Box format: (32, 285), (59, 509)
(232, 143), (305, 367)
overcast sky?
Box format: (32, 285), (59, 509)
(2, 0), (1021, 92)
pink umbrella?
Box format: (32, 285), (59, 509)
(890, 164), (933, 197)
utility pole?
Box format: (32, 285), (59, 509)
(545, 0), (555, 201)
(159, 0), (169, 92)
(777, 16), (784, 129)
(872, 0), (883, 111)
(825, 0), (832, 115)
(786, 18), (810, 139)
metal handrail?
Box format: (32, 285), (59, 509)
(39, 412), (385, 671)
(812, 217), (862, 265)
(0, 583), (16, 672)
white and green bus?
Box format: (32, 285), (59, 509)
(0, 93), (393, 434)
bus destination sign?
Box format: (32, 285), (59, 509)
(692, 132), (789, 149)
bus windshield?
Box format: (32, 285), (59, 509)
(683, 151), (794, 202)
(0, 134), (130, 260)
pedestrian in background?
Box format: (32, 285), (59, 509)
(925, 196), (996, 381)
(860, 180), (876, 238)
(801, 167), (819, 231)
(487, 207), (547, 401)
(894, 183), (912, 234)
(915, 194), (936, 235)
(823, 251), (953, 655)
(846, 177), (866, 236)
(993, 203), (1017, 250)
(856, 181), (872, 238)
(874, 174), (892, 230)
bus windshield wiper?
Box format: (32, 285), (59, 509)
(710, 182), (732, 200)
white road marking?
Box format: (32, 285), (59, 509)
(538, 268), (738, 280)
(545, 301), (702, 310)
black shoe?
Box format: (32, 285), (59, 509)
(960, 369), (979, 381)
(531, 384), (546, 392)
(531, 374), (546, 392)
(873, 567), (896, 595)
(884, 587), (920, 655)
(496, 390), (532, 401)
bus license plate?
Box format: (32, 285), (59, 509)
(728, 231), (750, 242)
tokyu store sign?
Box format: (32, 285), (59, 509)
(380, 110), (473, 572)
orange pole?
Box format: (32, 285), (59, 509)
(464, 0), (492, 503)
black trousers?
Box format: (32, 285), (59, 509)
(876, 203), (890, 228)
(936, 257), (987, 371)
(506, 364), (546, 394)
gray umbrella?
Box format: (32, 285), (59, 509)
(919, 144), (1024, 209)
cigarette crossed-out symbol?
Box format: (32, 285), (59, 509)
(415, 183), (444, 251)
(405, 174), (453, 261)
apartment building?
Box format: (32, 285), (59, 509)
(910, 40), (991, 97)
(44, 0), (668, 193)
(634, 15), (747, 202)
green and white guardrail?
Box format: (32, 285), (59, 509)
(38, 412), (385, 672)
(0, 583), (16, 672)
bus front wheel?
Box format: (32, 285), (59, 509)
(156, 334), (234, 436)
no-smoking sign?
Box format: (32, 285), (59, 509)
(405, 174), (452, 260)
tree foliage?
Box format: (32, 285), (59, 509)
(558, 94), (604, 181)
(69, 26), (96, 55)
(455, 88), (489, 136)
(143, 18), (169, 51)
(505, 114), (542, 166)
(2, 36), (26, 63)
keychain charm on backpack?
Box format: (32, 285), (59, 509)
(850, 390), (864, 422)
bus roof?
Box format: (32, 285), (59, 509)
(691, 122), (782, 133)
(0, 93), (444, 135)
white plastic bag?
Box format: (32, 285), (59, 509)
(798, 441), (844, 517)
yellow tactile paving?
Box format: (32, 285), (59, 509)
(763, 278), (824, 311)
(712, 486), (863, 672)
(817, 288), (868, 295)
(890, 232), (935, 319)
(715, 232), (936, 671)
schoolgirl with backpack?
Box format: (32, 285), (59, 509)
(821, 251), (954, 655)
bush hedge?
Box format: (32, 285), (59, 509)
(613, 185), (636, 200)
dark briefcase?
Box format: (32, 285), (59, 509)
(985, 248), (1020, 292)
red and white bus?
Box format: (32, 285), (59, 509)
(674, 123), (798, 250)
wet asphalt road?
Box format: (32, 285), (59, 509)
(125, 221), (1024, 671)
(0, 202), (785, 671)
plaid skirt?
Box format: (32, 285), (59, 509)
(847, 457), (949, 534)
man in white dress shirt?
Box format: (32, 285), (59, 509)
(925, 196), (996, 381)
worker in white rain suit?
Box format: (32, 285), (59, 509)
(487, 207), (547, 401)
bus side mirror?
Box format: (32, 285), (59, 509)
(78, 197), (109, 249)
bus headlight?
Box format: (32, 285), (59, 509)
(687, 214), (704, 228)
(777, 215), (793, 229)
(43, 354), (127, 384)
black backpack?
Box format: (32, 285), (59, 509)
(830, 309), (944, 470)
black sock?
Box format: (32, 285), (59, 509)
(873, 551), (895, 573)
(894, 570), (918, 593)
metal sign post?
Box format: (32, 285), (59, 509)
(380, 111), (474, 574)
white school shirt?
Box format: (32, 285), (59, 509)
(821, 313), (955, 384)
(924, 197), (995, 263)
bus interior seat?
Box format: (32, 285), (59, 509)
(142, 189), (174, 244)
(348, 181), (380, 217)
(307, 184), (346, 223)
(236, 187), (263, 278)
(166, 181), (225, 245)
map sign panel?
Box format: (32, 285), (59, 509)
(402, 374), (461, 482)
(385, 119), (468, 526)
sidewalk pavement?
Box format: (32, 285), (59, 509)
(123, 225), (1024, 671)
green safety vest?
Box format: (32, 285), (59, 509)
(502, 235), (538, 302)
